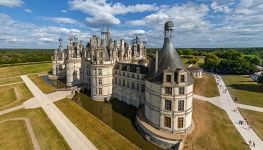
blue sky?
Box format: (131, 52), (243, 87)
(0, 0), (263, 48)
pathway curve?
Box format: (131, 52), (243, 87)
(21, 75), (97, 150)
(194, 75), (263, 149)
(0, 117), (41, 150)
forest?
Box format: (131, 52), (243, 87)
(0, 49), (53, 65)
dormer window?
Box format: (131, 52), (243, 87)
(136, 67), (140, 73)
(180, 75), (185, 83)
(166, 74), (171, 82)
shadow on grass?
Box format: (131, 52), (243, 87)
(228, 84), (263, 93)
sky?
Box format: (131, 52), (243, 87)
(0, 0), (263, 48)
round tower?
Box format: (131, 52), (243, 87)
(136, 21), (194, 148)
(66, 60), (74, 86)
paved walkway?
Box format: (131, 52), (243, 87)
(21, 75), (97, 150)
(0, 117), (41, 150)
(0, 81), (24, 87)
(194, 75), (263, 149)
(237, 103), (263, 113)
(0, 105), (24, 116)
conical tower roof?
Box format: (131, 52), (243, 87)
(146, 21), (184, 82)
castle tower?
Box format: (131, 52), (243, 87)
(137, 21), (194, 147)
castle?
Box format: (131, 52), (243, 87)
(52, 21), (194, 148)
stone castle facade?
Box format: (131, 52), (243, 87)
(52, 21), (194, 148)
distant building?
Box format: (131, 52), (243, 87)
(187, 67), (203, 78)
(52, 21), (194, 149)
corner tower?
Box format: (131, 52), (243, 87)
(136, 21), (194, 149)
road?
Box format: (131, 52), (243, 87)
(21, 75), (97, 150)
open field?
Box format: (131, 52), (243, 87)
(0, 108), (70, 150)
(184, 100), (249, 150)
(0, 88), (17, 107)
(193, 73), (220, 97)
(193, 57), (205, 67)
(239, 109), (263, 140)
(223, 75), (263, 107)
(0, 77), (22, 85)
(0, 83), (32, 110)
(0, 121), (33, 150)
(55, 99), (139, 150)
(0, 62), (51, 79)
(29, 75), (56, 94)
(181, 57), (192, 67)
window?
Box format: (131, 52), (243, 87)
(166, 74), (171, 82)
(94, 69), (97, 75)
(180, 75), (185, 83)
(123, 79), (125, 87)
(99, 60), (103, 64)
(131, 82), (135, 89)
(137, 83), (140, 91)
(164, 116), (171, 128)
(165, 100), (172, 111)
(127, 73), (130, 77)
(98, 88), (102, 95)
(141, 84), (145, 92)
(123, 72), (125, 76)
(119, 78), (121, 85)
(98, 69), (102, 75)
(115, 78), (117, 84)
(178, 100), (184, 111)
(127, 81), (130, 88)
(132, 74), (135, 78)
(99, 52), (103, 58)
(178, 117), (184, 128)
(165, 87), (172, 95)
(179, 87), (185, 95)
(98, 78), (102, 85)
(127, 66), (130, 71)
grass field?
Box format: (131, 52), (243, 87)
(0, 77), (22, 85)
(0, 62), (51, 79)
(181, 57), (192, 68)
(55, 99), (139, 150)
(184, 100), (249, 150)
(29, 75), (56, 94)
(239, 109), (263, 140)
(0, 88), (17, 107)
(0, 108), (70, 150)
(194, 73), (220, 97)
(223, 75), (263, 107)
(0, 83), (32, 110)
(0, 121), (33, 150)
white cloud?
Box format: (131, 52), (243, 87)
(84, 13), (120, 27)
(0, 0), (23, 7)
(24, 9), (32, 13)
(62, 10), (68, 13)
(211, 1), (232, 13)
(43, 17), (78, 24)
(0, 13), (90, 48)
(129, 29), (146, 35)
(126, 20), (145, 26)
(68, 0), (157, 27)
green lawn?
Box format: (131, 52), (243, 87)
(239, 109), (263, 140)
(0, 88), (17, 107)
(181, 57), (192, 68)
(184, 100), (249, 150)
(0, 62), (51, 79)
(0, 108), (70, 150)
(0, 121), (33, 150)
(193, 57), (205, 67)
(0, 83), (33, 111)
(0, 77), (22, 85)
(29, 75), (56, 94)
(194, 73), (220, 97)
(223, 75), (263, 107)
(55, 99), (139, 150)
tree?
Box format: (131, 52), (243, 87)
(184, 49), (193, 55)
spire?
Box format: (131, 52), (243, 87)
(146, 21), (184, 82)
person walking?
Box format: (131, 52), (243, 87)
(252, 141), (255, 148)
(249, 140), (252, 146)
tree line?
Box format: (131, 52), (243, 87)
(0, 49), (53, 65)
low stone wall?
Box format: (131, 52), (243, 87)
(135, 115), (180, 149)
